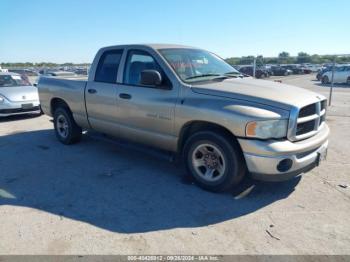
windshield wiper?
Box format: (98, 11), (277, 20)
(185, 74), (222, 80)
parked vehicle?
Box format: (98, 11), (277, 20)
(300, 66), (313, 74)
(0, 66), (9, 72)
(316, 66), (333, 81)
(8, 69), (39, 77)
(322, 65), (350, 84)
(270, 66), (292, 76)
(261, 65), (274, 76)
(238, 66), (269, 78)
(75, 68), (89, 75)
(39, 70), (77, 77)
(281, 64), (304, 74)
(38, 44), (329, 192)
(0, 72), (41, 117)
(302, 64), (322, 73)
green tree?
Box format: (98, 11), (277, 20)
(256, 55), (264, 66)
(225, 57), (240, 65)
(278, 52), (289, 58)
(278, 52), (290, 64)
(239, 56), (255, 65)
(296, 52), (311, 63)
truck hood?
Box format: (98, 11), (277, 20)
(191, 78), (324, 110)
(0, 85), (39, 102)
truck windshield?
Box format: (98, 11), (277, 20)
(0, 74), (31, 87)
(159, 48), (240, 83)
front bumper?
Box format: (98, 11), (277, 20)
(0, 100), (40, 117)
(238, 124), (329, 181)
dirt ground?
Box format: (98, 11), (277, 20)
(0, 74), (349, 254)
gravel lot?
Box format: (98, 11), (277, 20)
(0, 74), (349, 254)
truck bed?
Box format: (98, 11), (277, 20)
(38, 76), (89, 128)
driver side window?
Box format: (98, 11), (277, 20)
(123, 50), (171, 88)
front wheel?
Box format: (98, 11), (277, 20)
(53, 107), (82, 144)
(183, 131), (246, 192)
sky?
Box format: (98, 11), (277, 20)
(0, 0), (349, 63)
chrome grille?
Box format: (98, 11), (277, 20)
(298, 103), (317, 117)
(288, 100), (327, 141)
(296, 120), (315, 135)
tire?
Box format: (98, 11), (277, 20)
(260, 74), (266, 79)
(183, 131), (246, 192)
(347, 77), (350, 85)
(322, 76), (329, 84)
(284, 71), (288, 76)
(53, 107), (82, 145)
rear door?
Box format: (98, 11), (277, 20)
(85, 49), (123, 134)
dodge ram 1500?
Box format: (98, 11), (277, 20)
(38, 44), (329, 192)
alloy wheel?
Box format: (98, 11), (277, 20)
(191, 143), (226, 182)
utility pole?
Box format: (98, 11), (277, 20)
(253, 57), (256, 78)
(329, 57), (335, 106)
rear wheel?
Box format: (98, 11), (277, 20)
(183, 131), (246, 192)
(53, 107), (82, 144)
(322, 76), (329, 84)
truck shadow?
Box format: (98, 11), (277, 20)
(0, 129), (300, 233)
(0, 114), (41, 123)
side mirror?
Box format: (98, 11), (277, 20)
(140, 70), (162, 86)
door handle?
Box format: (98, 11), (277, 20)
(88, 89), (97, 94)
(119, 93), (132, 99)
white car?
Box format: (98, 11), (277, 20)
(302, 64), (322, 72)
(322, 65), (350, 85)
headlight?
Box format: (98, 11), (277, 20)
(0, 96), (5, 103)
(246, 119), (288, 139)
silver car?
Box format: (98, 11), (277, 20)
(0, 72), (41, 117)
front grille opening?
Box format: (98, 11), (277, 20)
(296, 120), (315, 135)
(298, 103), (317, 118)
(292, 101), (326, 140)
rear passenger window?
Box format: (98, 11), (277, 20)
(95, 50), (123, 83)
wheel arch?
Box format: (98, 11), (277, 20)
(50, 97), (71, 115)
(178, 120), (243, 154)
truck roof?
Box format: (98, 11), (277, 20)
(101, 43), (197, 50)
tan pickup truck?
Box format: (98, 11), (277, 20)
(38, 44), (329, 192)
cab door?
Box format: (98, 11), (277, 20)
(85, 49), (124, 135)
(114, 49), (179, 151)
